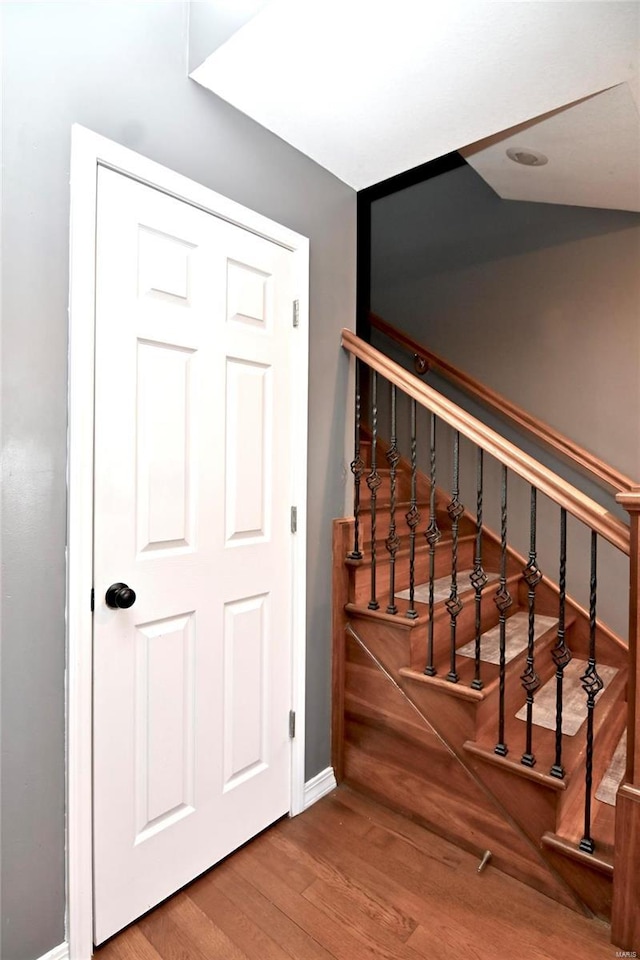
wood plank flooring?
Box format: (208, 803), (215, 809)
(95, 786), (615, 960)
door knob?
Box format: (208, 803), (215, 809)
(105, 583), (136, 609)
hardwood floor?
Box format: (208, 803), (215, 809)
(95, 786), (615, 960)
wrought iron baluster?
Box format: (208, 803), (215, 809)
(579, 531), (603, 854)
(446, 432), (464, 682)
(347, 359), (364, 560)
(424, 413), (440, 675)
(521, 487), (542, 767)
(405, 399), (420, 620)
(550, 508), (571, 779)
(470, 448), (487, 690)
(385, 385), (400, 615)
(366, 371), (381, 610)
(494, 465), (512, 756)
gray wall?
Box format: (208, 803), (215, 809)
(371, 165), (640, 481)
(0, 4), (356, 959)
(371, 166), (640, 639)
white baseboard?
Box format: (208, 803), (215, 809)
(37, 944), (69, 960)
(303, 766), (337, 810)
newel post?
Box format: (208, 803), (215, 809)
(612, 488), (640, 951)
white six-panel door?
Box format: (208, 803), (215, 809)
(93, 168), (296, 943)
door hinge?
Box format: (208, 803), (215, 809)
(289, 709), (296, 739)
(292, 299), (300, 328)
(90, 587), (95, 613)
(290, 506), (297, 533)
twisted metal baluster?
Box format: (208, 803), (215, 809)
(347, 359), (364, 560)
(385, 385), (400, 615)
(405, 399), (420, 620)
(521, 487), (542, 767)
(424, 413), (440, 675)
(446, 432), (464, 682)
(366, 371), (381, 610)
(494, 465), (512, 756)
(579, 532), (603, 854)
(550, 508), (572, 779)
(470, 448), (487, 690)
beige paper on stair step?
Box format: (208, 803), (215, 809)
(457, 611), (557, 666)
(595, 728), (626, 806)
(515, 659), (618, 737)
(395, 570), (498, 605)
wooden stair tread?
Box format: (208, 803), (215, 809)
(399, 666), (485, 702)
(344, 532), (464, 566)
(395, 568), (500, 604)
(541, 831), (614, 876)
(457, 610), (558, 666)
(417, 590), (555, 691)
(345, 601), (427, 628)
(514, 657), (619, 737)
(345, 565), (507, 629)
(462, 739), (568, 790)
(470, 675), (627, 791)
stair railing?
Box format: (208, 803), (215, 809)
(342, 329), (639, 948)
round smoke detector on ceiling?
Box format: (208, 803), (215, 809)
(506, 147), (549, 167)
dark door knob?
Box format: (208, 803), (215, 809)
(105, 582), (136, 609)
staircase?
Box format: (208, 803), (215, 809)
(334, 328), (640, 950)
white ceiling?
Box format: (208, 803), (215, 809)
(462, 84), (640, 212)
(191, 0), (640, 208)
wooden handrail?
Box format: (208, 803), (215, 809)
(342, 329), (630, 556)
(370, 313), (636, 496)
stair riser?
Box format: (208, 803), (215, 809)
(354, 505), (469, 546)
(364, 471), (413, 504)
(465, 751), (562, 846)
(398, 676), (478, 747)
(345, 616), (415, 676)
(542, 845), (612, 922)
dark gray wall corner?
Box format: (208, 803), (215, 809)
(0, 4), (356, 958)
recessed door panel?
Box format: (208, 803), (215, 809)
(138, 226), (195, 304)
(136, 340), (194, 555)
(225, 358), (271, 544)
(135, 612), (196, 841)
(223, 594), (269, 790)
(227, 259), (272, 329)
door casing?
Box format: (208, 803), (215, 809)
(67, 125), (309, 960)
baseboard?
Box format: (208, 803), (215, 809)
(303, 766), (337, 809)
(37, 943), (69, 960)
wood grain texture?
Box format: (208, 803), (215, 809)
(616, 494), (640, 783)
(612, 782), (640, 950)
(542, 834), (614, 922)
(342, 631), (585, 913)
(332, 519), (352, 780)
(370, 312), (636, 495)
(342, 329), (630, 554)
(94, 786), (615, 960)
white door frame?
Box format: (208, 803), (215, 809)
(67, 125), (309, 960)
